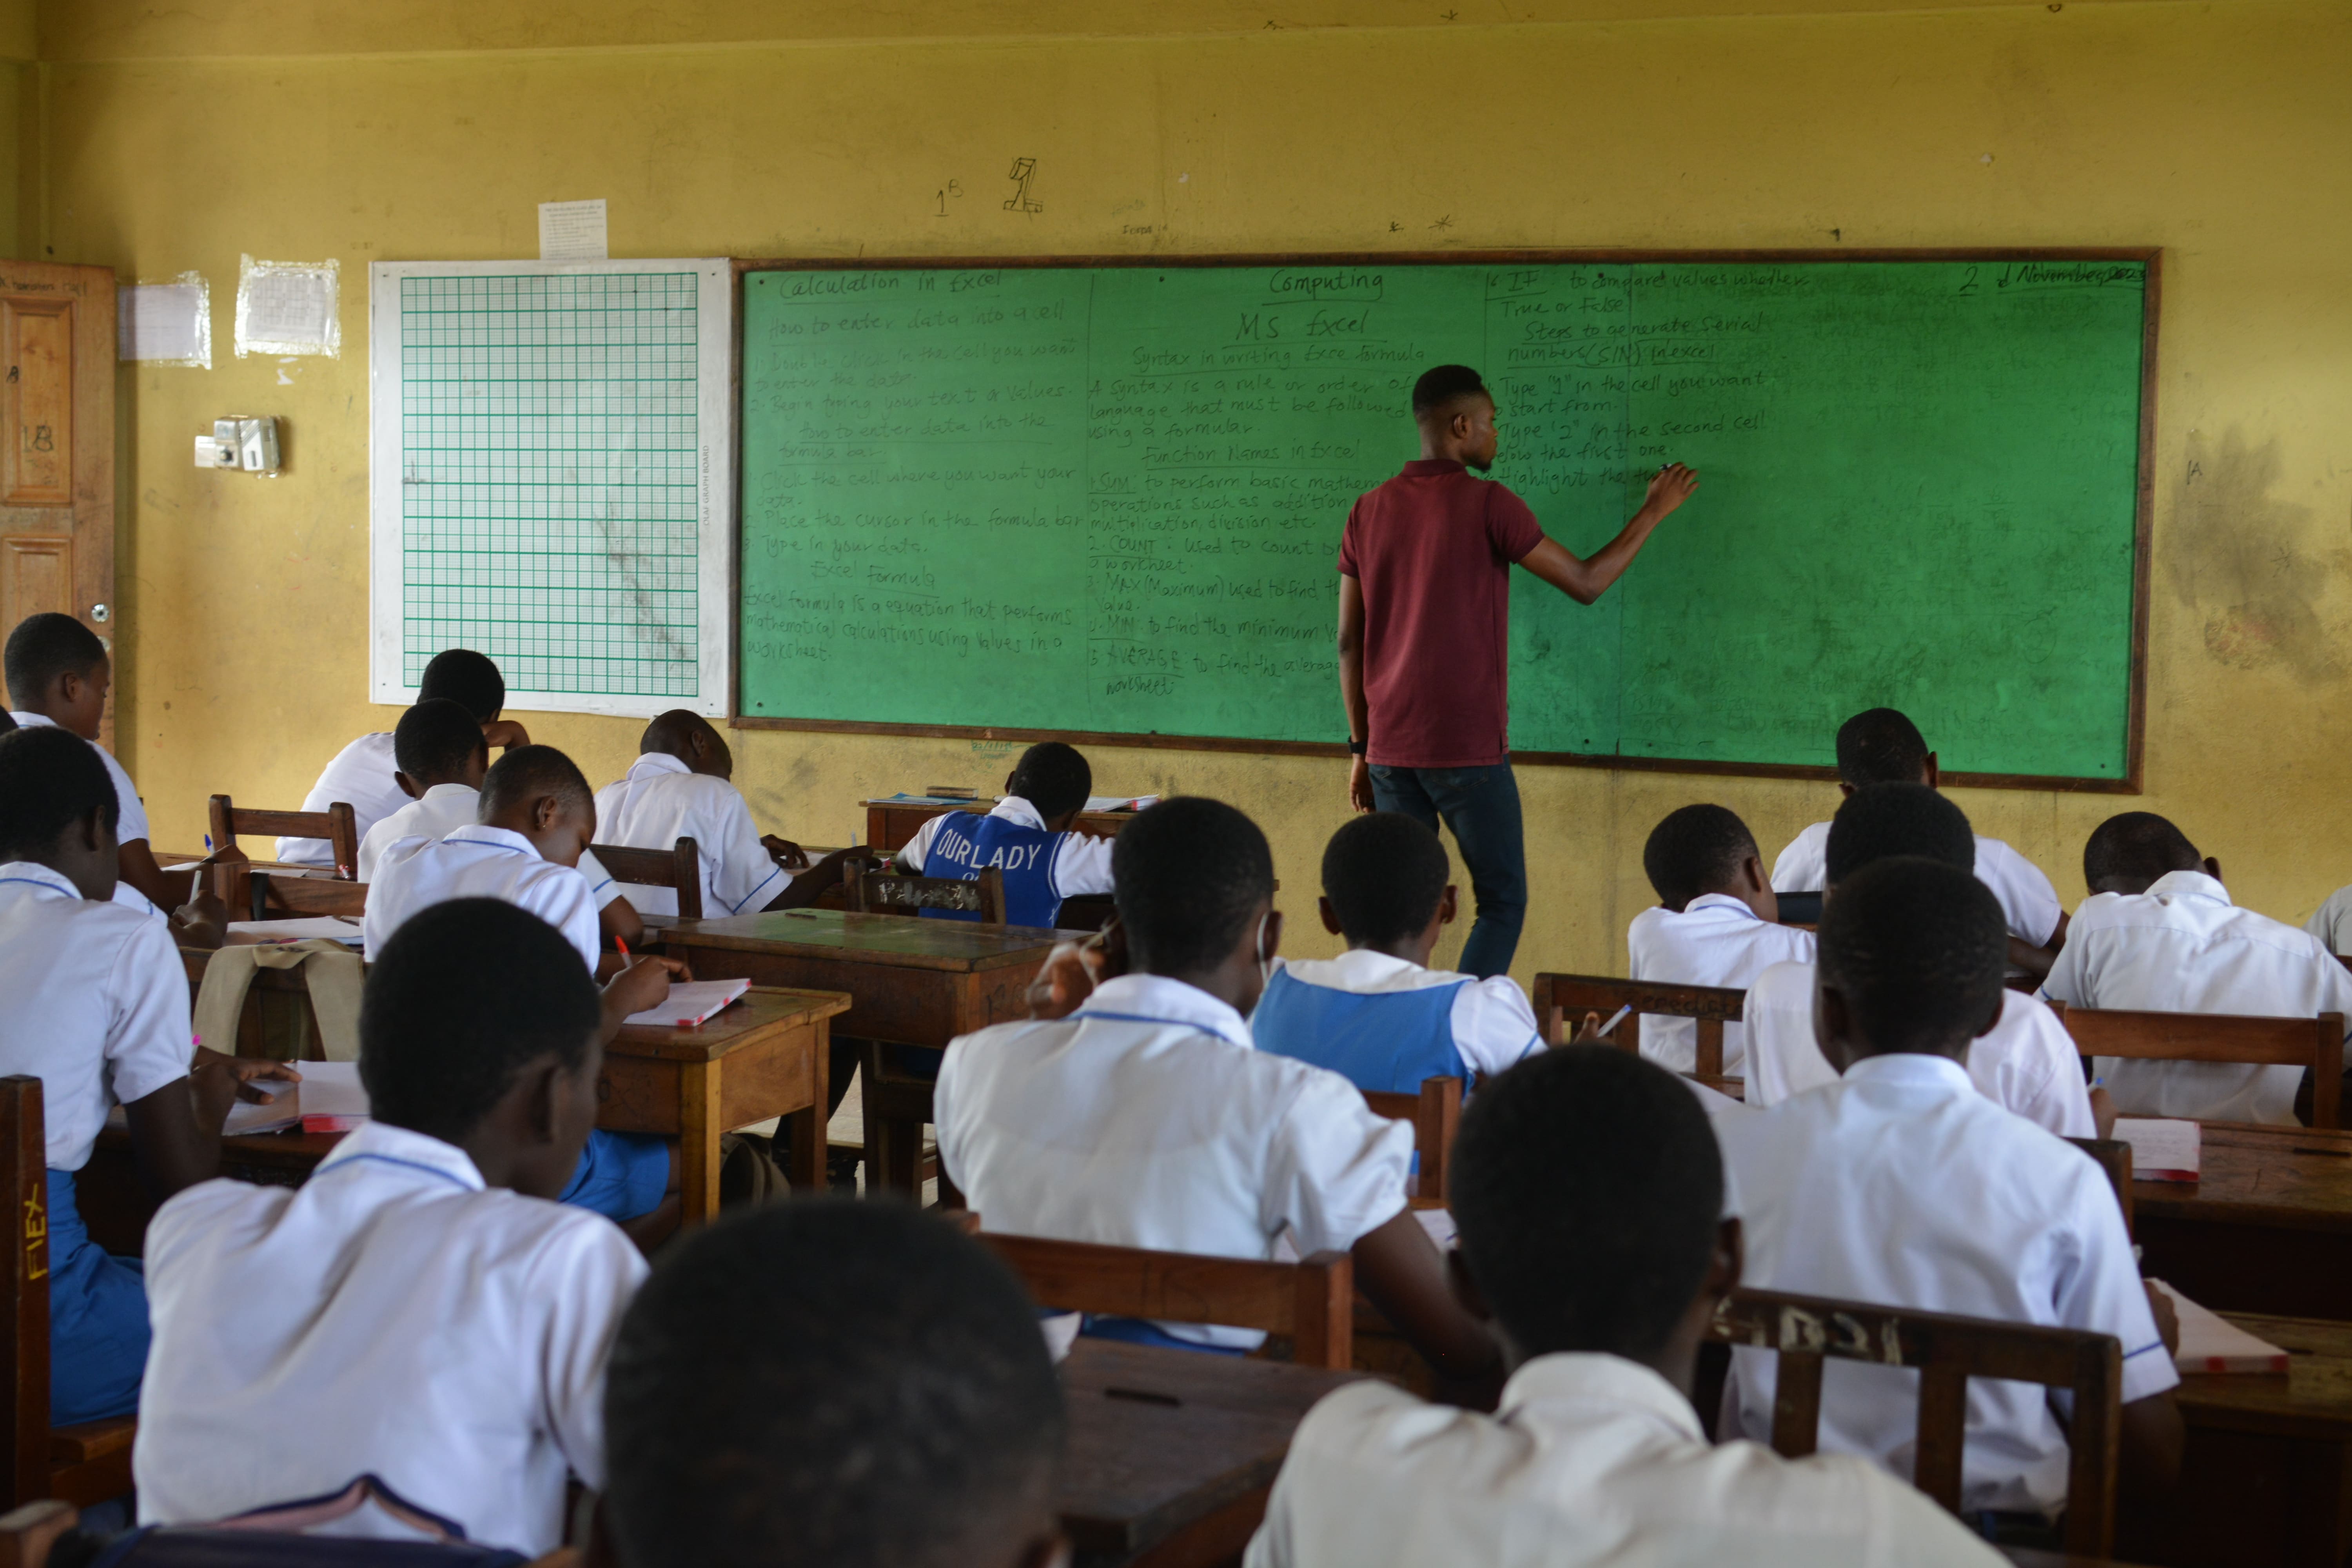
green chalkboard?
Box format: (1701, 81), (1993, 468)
(737, 254), (2152, 784)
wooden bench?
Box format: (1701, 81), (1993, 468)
(209, 795), (358, 898)
(2054, 1004), (2345, 1129)
(589, 837), (703, 922)
(1532, 973), (1746, 1078)
(1361, 1076), (1462, 1203)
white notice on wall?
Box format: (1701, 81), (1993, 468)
(120, 273), (211, 367)
(235, 255), (341, 358)
(539, 200), (610, 262)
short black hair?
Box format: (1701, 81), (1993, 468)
(1641, 804), (1758, 907)
(1111, 797), (1274, 975)
(1823, 782), (1974, 884)
(359, 898), (601, 1142)
(1321, 812), (1448, 947)
(1451, 1046), (1722, 1362)
(604, 1202), (1065, 1568)
(393, 698), (487, 784)
(479, 744), (593, 820)
(1817, 857), (2006, 1056)
(1008, 742), (1092, 822)
(2083, 811), (2202, 893)
(1834, 707), (1931, 787)
(416, 648), (506, 723)
(4, 613), (107, 709)
(0, 726), (116, 859)
(1412, 364), (1489, 418)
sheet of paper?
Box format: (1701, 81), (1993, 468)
(1415, 1207), (1457, 1251)
(225, 917), (364, 947)
(1083, 795), (1161, 813)
(2149, 1280), (2290, 1373)
(539, 199), (609, 262)
(2112, 1116), (2201, 1180)
(235, 256), (341, 357)
(624, 977), (750, 1028)
(222, 1061), (370, 1136)
(119, 276), (211, 366)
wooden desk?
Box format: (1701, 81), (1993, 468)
(78, 1126), (344, 1256)
(2134, 1122), (2352, 1317)
(1057, 1338), (1366, 1566)
(2165, 1313), (2352, 1568)
(864, 799), (1135, 854)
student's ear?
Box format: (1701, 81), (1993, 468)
(1445, 1246), (1493, 1325)
(1317, 895), (1344, 937)
(2203, 855), (2224, 884)
(1973, 989), (2005, 1041)
(530, 792), (561, 833)
(1705, 1216), (1744, 1301)
(393, 770), (424, 802)
(1258, 907), (1285, 964)
(1437, 884), (1459, 927)
(75, 804), (108, 856)
(1812, 977), (1859, 1074)
(1837, 781), (1856, 800)
(1922, 750), (1941, 789)
(1004, 768), (1020, 797)
(461, 742), (490, 789)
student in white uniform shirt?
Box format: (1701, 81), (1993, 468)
(1746, 785), (2099, 1139)
(602, 1202), (1069, 1568)
(353, 698), (490, 882)
(137, 899), (647, 1554)
(936, 797), (1499, 1384)
(1772, 708), (2065, 980)
(1252, 812), (1539, 1093)
(1626, 804), (1814, 1075)
(2308, 880), (2352, 957)
(1719, 858), (2181, 1546)
(897, 742), (1115, 930)
(366, 745), (684, 1233)
(0, 728), (296, 1426)
(1247, 1044), (2004, 1568)
(2042, 812), (2352, 1125)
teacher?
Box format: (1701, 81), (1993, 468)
(1337, 364), (1699, 978)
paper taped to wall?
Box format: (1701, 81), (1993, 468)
(120, 273), (211, 366)
(539, 199), (609, 262)
(236, 255), (341, 357)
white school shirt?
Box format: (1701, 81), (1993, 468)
(278, 731), (408, 866)
(1626, 895), (1816, 1075)
(897, 795), (1115, 894)
(1773, 822), (2062, 947)
(2307, 884), (2352, 956)
(362, 825), (600, 972)
(350, 782), (618, 908)
(1743, 960), (2094, 1138)
(0, 862), (191, 1169)
(934, 973), (1413, 1350)
(1718, 1053), (2174, 1516)
(1259, 949), (1543, 1080)
(1244, 1352), (2005, 1568)
(135, 1118), (646, 1553)
(7, 712), (149, 846)
(2040, 869), (2352, 1125)
(592, 753), (785, 918)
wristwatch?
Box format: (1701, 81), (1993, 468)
(1347, 738), (1368, 757)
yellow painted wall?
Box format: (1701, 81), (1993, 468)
(25, 0), (2352, 980)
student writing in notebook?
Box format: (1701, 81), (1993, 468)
(896, 740), (1114, 929)
(353, 698), (490, 882)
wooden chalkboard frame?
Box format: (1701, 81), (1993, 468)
(730, 248), (2159, 793)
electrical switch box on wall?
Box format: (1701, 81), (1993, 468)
(194, 416), (279, 472)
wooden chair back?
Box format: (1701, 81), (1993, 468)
(976, 1229), (1354, 1370)
(1532, 973), (1746, 1077)
(588, 838), (702, 922)
(208, 795), (358, 881)
(2053, 1003), (2345, 1129)
(2065, 1136), (2136, 1236)
(847, 865), (1005, 925)
(1710, 1286), (2121, 1555)
(1360, 1077), (1463, 1202)
(245, 873), (368, 925)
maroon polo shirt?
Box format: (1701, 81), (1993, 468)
(1338, 459), (1546, 769)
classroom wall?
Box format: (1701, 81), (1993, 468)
(30, 0), (2352, 980)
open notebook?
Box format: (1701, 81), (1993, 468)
(623, 978), (750, 1028)
(2112, 1116), (2201, 1181)
(222, 1060), (370, 1136)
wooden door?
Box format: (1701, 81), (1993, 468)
(0, 261), (113, 743)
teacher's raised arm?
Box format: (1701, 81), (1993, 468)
(1335, 364), (1699, 979)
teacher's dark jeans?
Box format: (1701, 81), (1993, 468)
(1368, 761), (1527, 979)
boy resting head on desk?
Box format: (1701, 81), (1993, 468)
(135, 897), (648, 1554)
(353, 697), (489, 882)
(602, 1201), (1067, 1568)
(896, 740), (1114, 929)
(1245, 1044), (2007, 1568)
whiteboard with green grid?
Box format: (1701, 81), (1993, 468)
(367, 260), (733, 717)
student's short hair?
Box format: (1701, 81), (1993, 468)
(1641, 804), (1758, 907)
(1833, 707), (1931, 786)
(638, 708), (722, 760)
(1451, 1046), (1722, 1362)
(359, 899), (601, 1142)
(1007, 741), (1092, 822)
(1817, 857), (2006, 1056)
(1823, 782), (1974, 885)
(478, 744), (593, 820)
(1111, 797), (1275, 975)
(2083, 811), (2202, 892)
(1411, 363), (1489, 418)
(603, 1202), (1065, 1568)
(416, 649), (506, 723)
(393, 698), (487, 783)
(1321, 812), (1448, 947)
(3, 613), (107, 709)
(0, 726), (116, 859)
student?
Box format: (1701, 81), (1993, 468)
(1719, 857), (2180, 1539)
(1252, 812), (1539, 1093)
(602, 1202), (1066, 1568)
(364, 745), (681, 1228)
(136, 899), (648, 1554)
(2308, 878), (2352, 956)
(1626, 804), (1814, 1076)
(936, 797), (1497, 1383)
(2042, 812), (2352, 1124)
(1245, 1045), (2005, 1568)
(0, 726), (294, 1425)
(1772, 708), (2063, 973)
(353, 698), (490, 882)
(1745, 785), (2097, 1138)
(594, 709), (861, 917)
(897, 740), (1113, 929)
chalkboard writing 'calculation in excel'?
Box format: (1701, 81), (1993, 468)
(737, 256), (2151, 784)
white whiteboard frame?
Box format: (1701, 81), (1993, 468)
(368, 258), (735, 719)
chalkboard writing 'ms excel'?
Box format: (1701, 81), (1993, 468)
(735, 253), (2155, 788)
